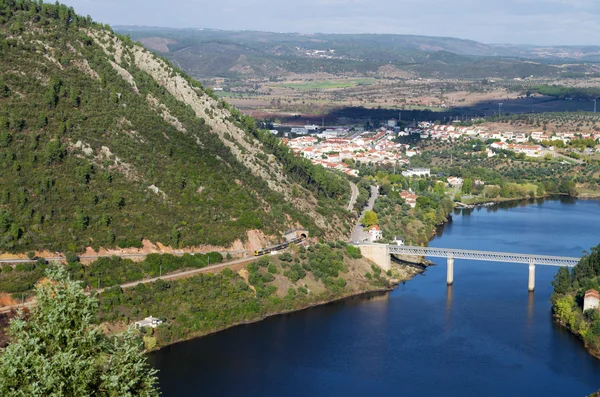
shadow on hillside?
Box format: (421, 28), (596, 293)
(251, 95), (599, 126)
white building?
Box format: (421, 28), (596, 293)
(368, 225), (383, 242)
(584, 289), (600, 311)
(447, 176), (464, 187)
(291, 127), (309, 135)
(393, 236), (405, 246)
(134, 316), (163, 329)
(402, 168), (430, 177)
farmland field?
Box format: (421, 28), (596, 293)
(277, 78), (375, 91)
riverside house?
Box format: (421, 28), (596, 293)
(368, 225), (383, 242)
(134, 316), (163, 329)
(584, 289), (600, 312)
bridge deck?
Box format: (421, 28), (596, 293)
(383, 245), (580, 267)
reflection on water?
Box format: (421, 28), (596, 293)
(527, 291), (535, 329)
(445, 284), (453, 333)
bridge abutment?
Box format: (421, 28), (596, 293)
(358, 244), (390, 272)
(447, 257), (454, 285)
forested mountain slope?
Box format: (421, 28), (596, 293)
(0, 0), (351, 253)
(116, 27), (593, 80)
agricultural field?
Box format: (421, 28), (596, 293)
(278, 78), (375, 91)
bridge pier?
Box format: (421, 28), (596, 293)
(447, 256), (454, 285)
(528, 259), (535, 292)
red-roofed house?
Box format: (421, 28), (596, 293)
(405, 194), (418, 208)
(584, 289), (600, 311)
(368, 225), (383, 242)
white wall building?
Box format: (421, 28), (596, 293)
(368, 225), (383, 242)
(402, 168), (430, 177)
(134, 316), (163, 329)
(584, 289), (600, 311)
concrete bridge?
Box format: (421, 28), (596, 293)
(357, 244), (580, 291)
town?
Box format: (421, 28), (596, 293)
(281, 119), (600, 177)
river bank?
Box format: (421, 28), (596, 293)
(550, 241), (600, 363)
(143, 282), (401, 352)
(97, 243), (429, 351)
(554, 314), (600, 361)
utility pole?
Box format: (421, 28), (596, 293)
(594, 99), (597, 113)
(160, 265), (162, 277)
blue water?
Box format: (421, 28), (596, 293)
(149, 198), (600, 396)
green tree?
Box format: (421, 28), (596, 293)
(0, 130), (12, 148)
(361, 210), (378, 228)
(461, 178), (473, 195)
(552, 267), (572, 294)
(0, 267), (160, 396)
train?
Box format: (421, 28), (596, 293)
(254, 237), (304, 256)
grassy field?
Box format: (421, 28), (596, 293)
(278, 79), (375, 91)
(215, 91), (251, 98)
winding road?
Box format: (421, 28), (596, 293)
(349, 185), (379, 243)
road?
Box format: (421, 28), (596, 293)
(349, 185), (379, 243)
(556, 152), (584, 164)
(347, 181), (359, 211)
(0, 254), (265, 314)
(116, 255), (260, 289)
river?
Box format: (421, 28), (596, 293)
(149, 197), (600, 396)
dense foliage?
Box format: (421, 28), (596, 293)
(0, 267), (159, 396)
(0, 251), (222, 295)
(528, 85), (600, 100)
(552, 244), (600, 355)
(411, 138), (586, 197)
(366, 173), (454, 245)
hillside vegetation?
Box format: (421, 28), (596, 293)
(552, 244), (600, 357)
(0, 0), (351, 253)
(117, 27), (593, 80)
(96, 242), (405, 349)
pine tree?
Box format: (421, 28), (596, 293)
(0, 267), (160, 396)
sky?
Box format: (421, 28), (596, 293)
(59, 0), (600, 46)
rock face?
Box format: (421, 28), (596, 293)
(85, 29), (346, 235)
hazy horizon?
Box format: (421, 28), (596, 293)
(111, 24), (595, 48)
(58, 0), (600, 47)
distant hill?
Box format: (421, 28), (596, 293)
(0, 1), (351, 253)
(114, 27), (595, 80)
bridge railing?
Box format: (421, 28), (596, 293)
(382, 245), (580, 267)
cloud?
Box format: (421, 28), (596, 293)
(60, 0), (600, 45)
